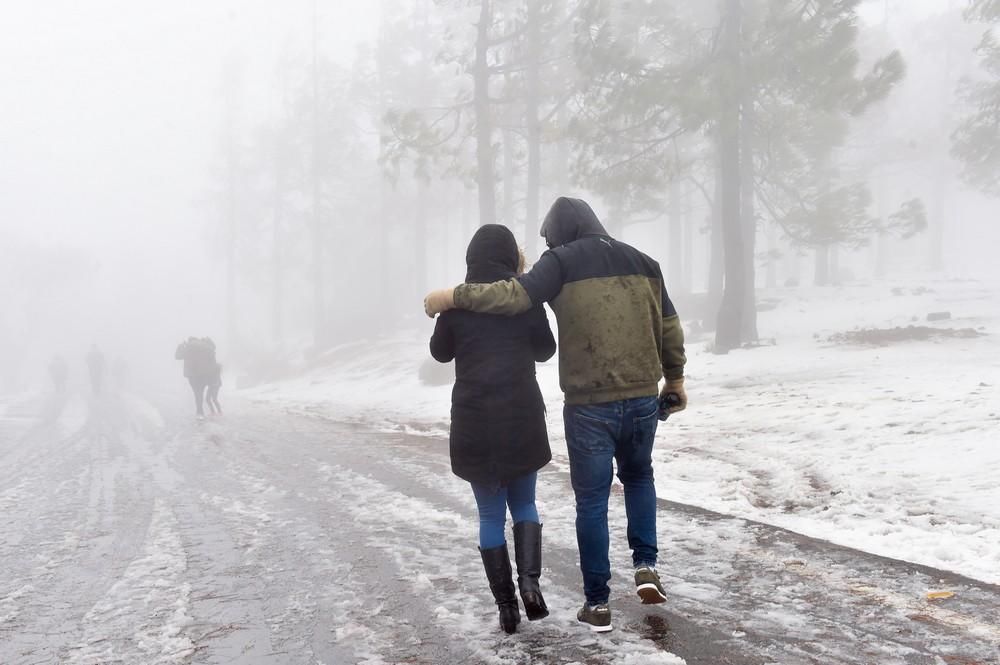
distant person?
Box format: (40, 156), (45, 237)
(86, 345), (106, 395)
(206, 362), (223, 415)
(429, 224), (556, 634)
(49, 355), (68, 393)
(424, 197), (687, 632)
(175, 337), (217, 418)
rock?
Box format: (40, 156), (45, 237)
(926, 312), (951, 322)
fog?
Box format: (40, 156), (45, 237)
(3, 0), (999, 393)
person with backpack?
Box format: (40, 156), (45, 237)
(429, 224), (557, 635)
(175, 337), (216, 418)
(424, 197), (687, 633)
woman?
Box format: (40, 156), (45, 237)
(429, 224), (556, 634)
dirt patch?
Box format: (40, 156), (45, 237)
(827, 326), (985, 346)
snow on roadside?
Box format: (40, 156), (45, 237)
(65, 499), (194, 664)
(247, 277), (1000, 585)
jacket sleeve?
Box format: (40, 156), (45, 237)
(530, 306), (557, 362)
(659, 278), (686, 380)
(429, 315), (455, 363)
(174, 343), (185, 360)
(453, 252), (564, 315)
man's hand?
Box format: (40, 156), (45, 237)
(660, 377), (687, 414)
(424, 288), (456, 318)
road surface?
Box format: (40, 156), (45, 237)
(1, 391), (998, 664)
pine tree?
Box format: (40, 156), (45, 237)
(953, 0), (1000, 195)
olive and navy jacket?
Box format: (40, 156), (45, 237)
(453, 197), (686, 406)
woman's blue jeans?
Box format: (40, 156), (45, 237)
(470, 471), (540, 549)
(564, 396), (659, 604)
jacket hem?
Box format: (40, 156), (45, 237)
(563, 383), (658, 406)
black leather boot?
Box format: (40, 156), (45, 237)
(513, 521), (549, 620)
(479, 543), (521, 634)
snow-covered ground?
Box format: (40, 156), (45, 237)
(2, 289), (998, 664)
(249, 277), (1000, 586)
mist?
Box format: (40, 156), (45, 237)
(3, 2), (1000, 661)
(2, 0), (998, 392)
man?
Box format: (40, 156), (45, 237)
(424, 197), (686, 633)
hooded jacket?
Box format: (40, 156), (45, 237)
(430, 224), (555, 485)
(453, 197), (685, 405)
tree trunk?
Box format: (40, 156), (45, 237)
(502, 123), (514, 226)
(311, 0), (325, 348)
(874, 170), (888, 279)
(415, 180), (429, 301)
(714, 0), (745, 353)
(225, 128), (237, 358)
(740, 98), (758, 343)
(706, 161), (724, 332)
(814, 245), (830, 286)
(501, 46), (515, 228)
(222, 60), (241, 358)
(474, 0), (497, 227)
(271, 142), (284, 347)
(524, 0), (543, 260)
(928, 181), (946, 271)
(668, 179), (683, 291)
(682, 184), (694, 294)
(765, 220), (777, 288)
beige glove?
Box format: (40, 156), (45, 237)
(659, 377), (687, 414)
(424, 288), (456, 318)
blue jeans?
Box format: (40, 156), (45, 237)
(470, 472), (540, 549)
(564, 396), (659, 604)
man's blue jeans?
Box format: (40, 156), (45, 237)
(564, 396), (659, 604)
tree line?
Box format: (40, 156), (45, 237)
(213, 0), (999, 360)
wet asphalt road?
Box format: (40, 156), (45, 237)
(1, 392), (998, 665)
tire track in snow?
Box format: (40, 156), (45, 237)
(176, 421), (476, 665)
(0, 397), (157, 663)
(63, 499), (194, 664)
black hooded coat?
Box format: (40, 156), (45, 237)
(430, 224), (556, 486)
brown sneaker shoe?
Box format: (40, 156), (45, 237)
(634, 566), (667, 604)
(576, 602), (613, 632)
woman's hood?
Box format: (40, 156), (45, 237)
(465, 224), (520, 284)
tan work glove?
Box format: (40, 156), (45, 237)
(424, 288), (456, 318)
(659, 377), (687, 414)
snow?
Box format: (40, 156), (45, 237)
(250, 277), (1000, 586)
(2, 276), (997, 664)
(318, 462), (686, 665)
(66, 500), (195, 664)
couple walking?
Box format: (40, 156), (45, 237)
(425, 196), (687, 633)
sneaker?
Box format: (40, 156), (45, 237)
(577, 603), (613, 632)
(635, 566), (667, 604)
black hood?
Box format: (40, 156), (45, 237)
(539, 197), (609, 248)
(465, 224), (519, 284)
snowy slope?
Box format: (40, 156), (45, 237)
(249, 277), (1000, 585)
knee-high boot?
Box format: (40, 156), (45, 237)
(479, 543), (521, 634)
(513, 521), (549, 620)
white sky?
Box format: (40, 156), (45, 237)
(0, 0), (967, 255)
(0, 0), (378, 251)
